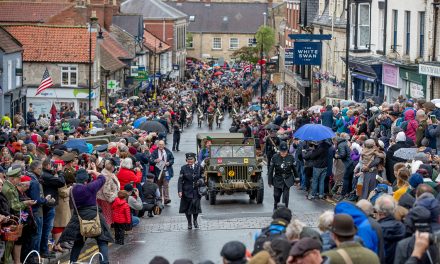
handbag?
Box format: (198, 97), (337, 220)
(71, 188), (102, 239)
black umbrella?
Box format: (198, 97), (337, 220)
(69, 118), (81, 128)
(138, 121), (167, 133)
(264, 123), (280, 130)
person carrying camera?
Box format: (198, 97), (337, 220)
(40, 158), (66, 258)
(178, 153), (204, 230)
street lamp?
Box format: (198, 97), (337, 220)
(153, 41), (162, 104)
(252, 35), (264, 108)
(88, 13), (98, 129)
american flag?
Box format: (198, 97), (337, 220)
(35, 68), (54, 96)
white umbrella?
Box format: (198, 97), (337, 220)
(308, 105), (323, 113)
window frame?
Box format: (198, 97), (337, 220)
(229, 37), (239, 50)
(212, 37), (222, 50)
(186, 34), (194, 49)
(419, 11), (425, 58)
(404, 11), (411, 55)
(357, 3), (371, 49)
(392, 10), (398, 52)
(349, 2), (371, 51)
(377, 6), (385, 52)
(60, 65), (78, 87)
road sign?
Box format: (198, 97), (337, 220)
(107, 80), (117, 89)
(135, 66), (148, 81)
(294, 42), (322, 65)
(285, 48), (294, 66)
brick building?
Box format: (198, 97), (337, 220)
(121, 0), (188, 80)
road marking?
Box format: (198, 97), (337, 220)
(77, 245), (99, 262)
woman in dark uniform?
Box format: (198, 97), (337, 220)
(178, 153), (204, 229)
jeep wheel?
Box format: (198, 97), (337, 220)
(256, 179), (264, 204)
(208, 180), (216, 205)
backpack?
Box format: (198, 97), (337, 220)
(252, 224), (286, 255)
(400, 121), (408, 131)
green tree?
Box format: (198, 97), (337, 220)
(232, 46), (259, 64)
(255, 26), (275, 55)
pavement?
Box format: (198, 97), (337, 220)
(54, 113), (334, 264)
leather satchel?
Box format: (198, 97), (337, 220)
(71, 188), (102, 239)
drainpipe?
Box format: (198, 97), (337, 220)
(345, 0), (351, 100)
(431, 2), (439, 99)
(383, 0), (388, 55)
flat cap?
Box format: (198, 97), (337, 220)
(289, 237), (322, 257)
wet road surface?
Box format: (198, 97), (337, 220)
(61, 114), (334, 263)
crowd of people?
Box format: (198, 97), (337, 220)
(0, 60), (439, 264)
(145, 96), (440, 264)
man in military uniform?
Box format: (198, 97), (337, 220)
(264, 129), (281, 171)
(141, 173), (160, 217)
(61, 152), (76, 185)
(178, 153), (204, 229)
(268, 142), (297, 210)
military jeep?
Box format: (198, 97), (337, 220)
(196, 133), (264, 205)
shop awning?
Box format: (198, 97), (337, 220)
(351, 73), (376, 82)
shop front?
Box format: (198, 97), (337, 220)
(3, 87), (26, 117)
(26, 86), (100, 118)
(347, 57), (383, 102)
(399, 66), (427, 100)
(419, 62), (440, 99)
(382, 63), (401, 103)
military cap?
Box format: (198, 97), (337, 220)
(279, 142), (288, 152)
(185, 153), (196, 160)
(60, 153), (75, 162)
(53, 149), (64, 157)
(6, 167), (22, 178)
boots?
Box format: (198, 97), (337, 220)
(193, 214), (199, 229)
(186, 214), (192, 230)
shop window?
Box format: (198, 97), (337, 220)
(61, 65), (78, 87)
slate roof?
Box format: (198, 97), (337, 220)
(0, 2), (73, 23)
(0, 27), (22, 54)
(166, 2), (267, 34)
(121, 0), (187, 20)
(112, 14), (144, 38)
(4, 25), (96, 63)
(143, 30), (170, 53)
(312, 3), (346, 28)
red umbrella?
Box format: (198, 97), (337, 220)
(49, 103), (57, 126)
(214, 71), (223, 76)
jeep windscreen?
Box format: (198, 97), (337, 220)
(211, 146), (233, 157)
(233, 146), (254, 157)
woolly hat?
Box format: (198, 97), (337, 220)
(396, 132), (406, 142)
(409, 173), (424, 189)
(75, 169), (89, 183)
(128, 147), (137, 156)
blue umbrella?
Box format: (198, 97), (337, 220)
(133, 117), (147, 128)
(294, 124), (335, 141)
(248, 105), (261, 111)
(64, 139), (89, 153)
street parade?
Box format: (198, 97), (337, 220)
(1, 0), (440, 263)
